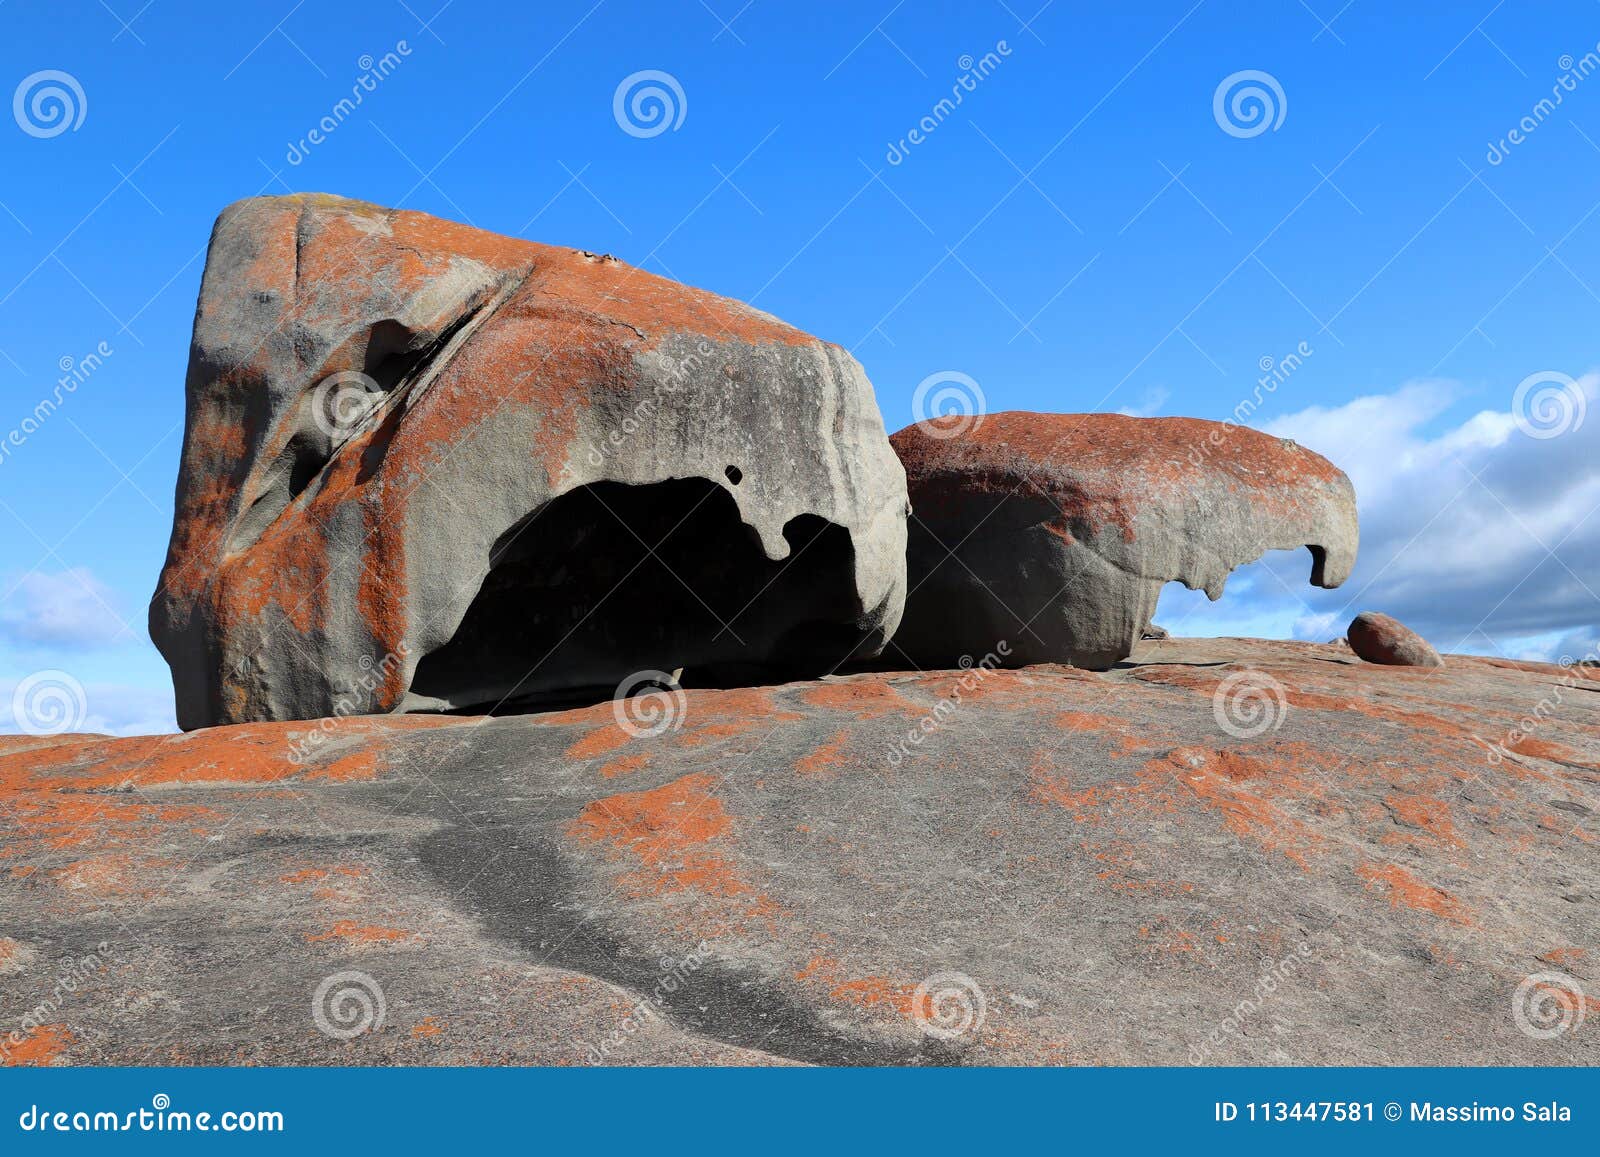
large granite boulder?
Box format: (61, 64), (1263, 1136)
(150, 195), (908, 730)
(890, 412), (1358, 668)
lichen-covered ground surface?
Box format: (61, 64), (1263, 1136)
(1, 639), (1595, 1066)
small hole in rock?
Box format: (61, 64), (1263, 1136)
(724, 465), (742, 485)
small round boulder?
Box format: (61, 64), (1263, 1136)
(1347, 612), (1443, 668)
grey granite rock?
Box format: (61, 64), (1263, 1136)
(149, 195), (908, 729)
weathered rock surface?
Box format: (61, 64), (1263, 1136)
(889, 413), (1358, 669)
(150, 194), (908, 731)
(4, 639), (1594, 1066)
(1349, 611), (1444, 668)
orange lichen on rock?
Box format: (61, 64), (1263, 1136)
(1537, 947), (1588, 969)
(598, 753), (652, 778)
(798, 681), (920, 718)
(1054, 709), (1167, 757)
(795, 731), (853, 778)
(281, 864), (366, 885)
(1055, 711), (1121, 734)
(305, 921), (416, 945)
(1384, 793), (1463, 847)
(795, 956), (917, 1018)
(678, 687), (804, 740)
(566, 727), (634, 761)
(1357, 863), (1474, 925)
(1161, 746), (1334, 872)
(2, 1024), (72, 1066)
(570, 773), (746, 897)
(411, 1017), (444, 1039)
(304, 750), (384, 782)
(50, 853), (159, 900)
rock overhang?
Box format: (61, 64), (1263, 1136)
(889, 411), (1359, 668)
(151, 195), (909, 729)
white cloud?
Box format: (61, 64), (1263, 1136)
(1157, 374), (1600, 661)
(1116, 385), (1170, 418)
(0, 568), (135, 650)
(0, 676), (176, 737)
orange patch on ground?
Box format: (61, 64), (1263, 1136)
(795, 731), (852, 778)
(304, 750), (384, 782)
(1055, 711), (1120, 733)
(48, 853), (162, 900)
(1384, 793), (1463, 847)
(1035, 743), (1346, 874)
(1537, 947), (1588, 968)
(566, 727), (633, 760)
(281, 864), (365, 884)
(598, 753), (651, 778)
(570, 773), (747, 897)
(677, 722), (753, 746)
(798, 682), (920, 718)
(2, 1024), (72, 1066)
(1357, 863), (1474, 925)
(5, 794), (221, 853)
(1164, 747), (1334, 871)
(794, 956), (917, 1018)
(411, 1016), (444, 1039)
(0, 723), (404, 805)
(1052, 709), (1163, 757)
(1503, 735), (1598, 770)
(305, 921), (415, 945)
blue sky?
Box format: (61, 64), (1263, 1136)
(3, 0), (1599, 733)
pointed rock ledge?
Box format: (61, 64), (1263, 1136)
(889, 412), (1358, 669)
(151, 195), (908, 729)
